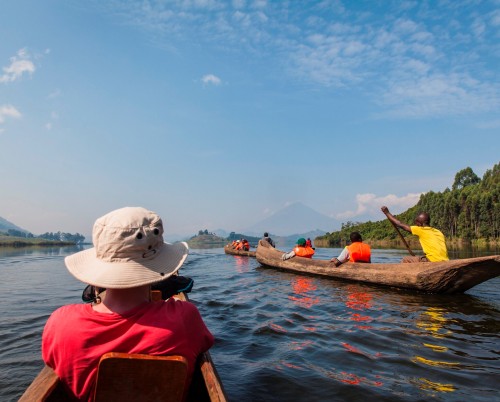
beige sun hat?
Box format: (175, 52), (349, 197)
(65, 207), (189, 289)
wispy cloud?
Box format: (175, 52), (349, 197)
(0, 105), (22, 123)
(0, 105), (22, 132)
(45, 111), (59, 131)
(336, 192), (422, 220)
(96, 1), (500, 119)
(201, 74), (222, 86)
(0, 48), (35, 83)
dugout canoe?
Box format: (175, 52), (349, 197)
(256, 240), (500, 294)
(224, 244), (256, 257)
(19, 292), (227, 402)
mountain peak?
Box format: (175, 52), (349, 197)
(244, 202), (340, 236)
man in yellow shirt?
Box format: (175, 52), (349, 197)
(381, 206), (449, 262)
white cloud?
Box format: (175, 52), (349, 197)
(99, 1), (500, 119)
(336, 192), (422, 220)
(201, 74), (222, 85)
(378, 72), (500, 118)
(0, 104), (22, 123)
(0, 49), (35, 83)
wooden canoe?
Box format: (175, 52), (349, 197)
(256, 240), (500, 294)
(224, 244), (256, 257)
(19, 292), (227, 402)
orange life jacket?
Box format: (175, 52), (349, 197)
(293, 246), (315, 258)
(347, 242), (371, 263)
(242, 241), (250, 251)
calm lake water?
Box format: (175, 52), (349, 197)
(1, 245), (499, 401)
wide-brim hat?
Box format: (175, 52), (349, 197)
(65, 207), (189, 289)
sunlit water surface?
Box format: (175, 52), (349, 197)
(0, 245), (499, 401)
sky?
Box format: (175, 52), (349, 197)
(1, 0), (499, 239)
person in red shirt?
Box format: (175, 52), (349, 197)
(42, 207), (214, 402)
(330, 232), (371, 267)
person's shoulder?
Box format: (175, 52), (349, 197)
(163, 297), (200, 314)
(51, 304), (86, 316)
(45, 304), (88, 327)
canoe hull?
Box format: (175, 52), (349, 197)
(256, 240), (500, 294)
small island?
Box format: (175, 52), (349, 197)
(187, 230), (227, 248)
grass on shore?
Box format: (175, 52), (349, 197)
(0, 235), (76, 247)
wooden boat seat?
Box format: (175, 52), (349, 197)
(93, 352), (189, 402)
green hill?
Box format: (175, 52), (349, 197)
(315, 162), (500, 248)
(187, 233), (227, 248)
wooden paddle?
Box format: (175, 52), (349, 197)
(384, 213), (415, 256)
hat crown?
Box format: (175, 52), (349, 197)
(93, 207), (164, 262)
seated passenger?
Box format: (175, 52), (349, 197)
(281, 237), (315, 260)
(42, 207), (214, 401)
(241, 239), (250, 251)
(330, 231), (371, 267)
(262, 232), (276, 247)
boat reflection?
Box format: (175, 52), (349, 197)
(233, 255), (252, 273)
(344, 285), (373, 330)
(288, 277), (320, 309)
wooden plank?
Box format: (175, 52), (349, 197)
(18, 365), (60, 402)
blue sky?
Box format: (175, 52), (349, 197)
(1, 0), (499, 238)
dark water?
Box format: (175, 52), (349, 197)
(1, 246), (499, 402)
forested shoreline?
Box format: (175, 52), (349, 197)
(316, 163), (500, 248)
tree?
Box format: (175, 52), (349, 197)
(452, 167), (480, 191)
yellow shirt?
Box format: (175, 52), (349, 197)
(411, 226), (449, 262)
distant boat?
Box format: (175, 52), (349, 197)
(224, 244), (256, 257)
(256, 240), (500, 294)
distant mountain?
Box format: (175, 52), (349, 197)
(0, 216), (30, 234)
(244, 202), (340, 236)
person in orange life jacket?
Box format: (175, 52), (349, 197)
(281, 237), (315, 260)
(241, 239), (250, 251)
(330, 232), (371, 267)
(381, 206), (449, 263)
(305, 238), (313, 248)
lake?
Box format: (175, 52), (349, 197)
(1, 245), (499, 401)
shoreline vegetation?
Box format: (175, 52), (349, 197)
(0, 235), (79, 247)
(316, 163), (499, 251)
(313, 237), (500, 250)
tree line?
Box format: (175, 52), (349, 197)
(1, 229), (85, 244)
(317, 163), (500, 246)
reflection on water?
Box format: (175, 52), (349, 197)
(344, 285), (373, 329)
(289, 277), (320, 309)
(1, 246), (499, 402)
(231, 255), (252, 273)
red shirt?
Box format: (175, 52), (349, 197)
(42, 298), (214, 401)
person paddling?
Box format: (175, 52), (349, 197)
(381, 206), (449, 262)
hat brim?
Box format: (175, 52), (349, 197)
(65, 242), (189, 289)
